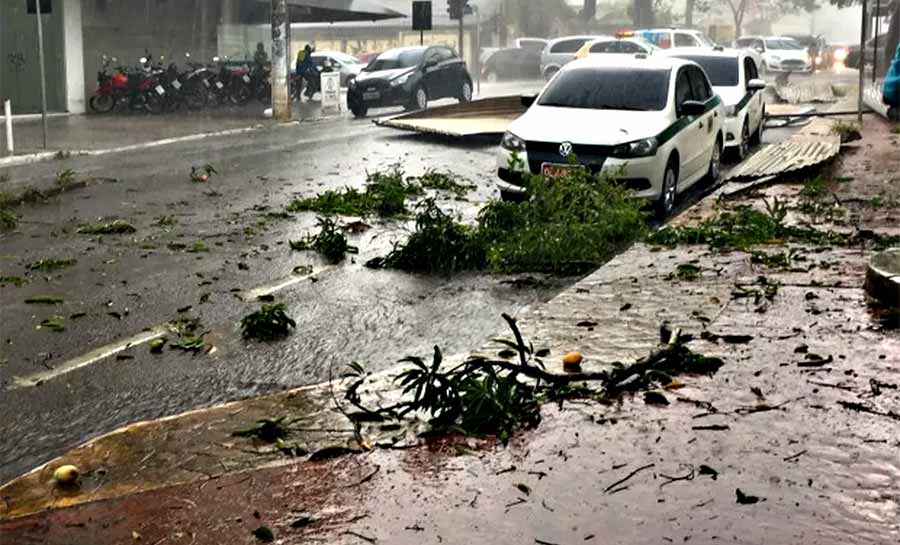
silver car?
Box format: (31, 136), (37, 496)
(540, 35), (607, 80)
(310, 51), (364, 87)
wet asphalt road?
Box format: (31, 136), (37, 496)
(0, 85), (813, 483)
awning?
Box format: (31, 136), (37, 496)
(256, 0), (406, 23)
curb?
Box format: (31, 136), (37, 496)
(865, 247), (900, 308)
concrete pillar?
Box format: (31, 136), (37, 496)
(62, 0), (86, 113)
(271, 0), (291, 121)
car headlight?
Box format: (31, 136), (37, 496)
(501, 131), (526, 152)
(391, 73), (411, 87)
(610, 137), (658, 158)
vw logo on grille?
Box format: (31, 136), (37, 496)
(559, 142), (573, 157)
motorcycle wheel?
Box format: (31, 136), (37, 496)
(185, 85), (207, 110)
(144, 92), (164, 115)
(230, 83), (252, 106)
(89, 95), (115, 114)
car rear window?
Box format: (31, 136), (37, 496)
(551, 39), (589, 54)
(673, 56), (739, 86)
(538, 67), (671, 111)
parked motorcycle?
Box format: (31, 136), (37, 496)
(89, 55), (128, 114)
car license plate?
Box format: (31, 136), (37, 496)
(171, 80), (182, 90)
(155, 85), (165, 95)
(362, 91), (380, 101)
(541, 163), (581, 178)
(242, 75), (251, 83)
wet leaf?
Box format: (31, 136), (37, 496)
(149, 338), (166, 354)
(116, 354), (134, 361)
(535, 348), (551, 358)
(308, 445), (354, 461)
(619, 303), (632, 312)
(177, 305), (192, 313)
(252, 526), (274, 543)
(698, 465), (718, 480)
(39, 316), (66, 332)
(108, 311), (123, 320)
(644, 391), (669, 406)
(515, 483), (531, 495)
(576, 320), (598, 328)
(497, 349), (517, 359)
(69, 312), (87, 320)
(291, 514), (317, 528)
(257, 294), (275, 302)
(735, 488), (761, 505)
(25, 295), (64, 305)
(721, 334), (753, 344)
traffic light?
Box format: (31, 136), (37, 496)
(447, 0), (469, 20)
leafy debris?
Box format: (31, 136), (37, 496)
(241, 303), (296, 341)
(76, 220), (136, 235)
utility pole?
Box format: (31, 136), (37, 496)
(34, 1), (49, 149)
(271, 0), (291, 121)
(459, 10), (465, 61)
(858, 0), (867, 126)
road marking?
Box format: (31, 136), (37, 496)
(8, 267), (332, 389)
(9, 326), (169, 389)
(240, 266), (332, 302)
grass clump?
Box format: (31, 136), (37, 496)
(0, 208), (16, 231)
(0, 276), (27, 287)
(830, 121), (861, 143)
(56, 169), (76, 187)
(373, 166), (647, 275)
(76, 220), (136, 235)
(25, 295), (64, 304)
(799, 175), (829, 199)
(648, 198), (849, 251)
(39, 316), (66, 332)
(286, 164), (421, 218)
(187, 240), (209, 253)
(168, 318), (207, 352)
(290, 217), (358, 263)
(241, 303), (296, 341)
(28, 258), (76, 273)
(417, 168), (475, 195)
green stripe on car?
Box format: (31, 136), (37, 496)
(656, 95), (722, 146)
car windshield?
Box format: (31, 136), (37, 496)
(674, 56), (739, 86)
(694, 34), (716, 47)
(365, 49), (424, 71)
(765, 39), (804, 50)
(332, 52), (361, 64)
(538, 67), (670, 111)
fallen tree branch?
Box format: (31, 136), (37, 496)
(605, 463), (655, 493)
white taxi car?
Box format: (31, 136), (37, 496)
(496, 55), (724, 217)
(663, 47), (767, 161)
(574, 35), (659, 59)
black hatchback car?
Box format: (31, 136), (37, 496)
(347, 45), (473, 118)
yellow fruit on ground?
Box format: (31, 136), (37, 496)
(53, 464), (79, 484)
(562, 352), (583, 369)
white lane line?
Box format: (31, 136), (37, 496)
(8, 266), (332, 389)
(240, 266), (331, 302)
(9, 326), (168, 389)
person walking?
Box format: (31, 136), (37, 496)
(295, 44), (317, 101)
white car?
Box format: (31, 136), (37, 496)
(310, 50), (364, 86)
(496, 55), (724, 217)
(635, 28), (717, 49)
(735, 36), (812, 73)
(663, 47), (767, 161)
(540, 35), (607, 80)
(574, 36), (659, 59)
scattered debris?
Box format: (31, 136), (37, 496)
(698, 465), (718, 480)
(28, 258), (76, 273)
(0, 275), (27, 287)
(190, 164), (217, 183)
(76, 220), (136, 235)
(830, 121), (862, 144)
(605, 463), (655, 493)
(233, 418), (290, 443)
(251, 526), (274, 543)
(290, 217), (359, 263)
(39, 316), (66, 332)
(25, 295), (64, 305)
(241, 303), (296, 341)
(735, 488), (762, 505)
(53, 464), (79, 485)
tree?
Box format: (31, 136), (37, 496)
(632, 0), (655, 26)
(685, 0), (711, 26)
(721, 0), (817, 38)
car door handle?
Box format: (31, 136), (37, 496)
(698, 121), (704, 128)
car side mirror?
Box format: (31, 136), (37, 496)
(679, 99), (706, 117)
(521, 94), (537, 108)
(747, 78), (766, 91)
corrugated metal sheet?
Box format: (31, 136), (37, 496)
(775, 82), (837, 104)
(725, 136), (841, 181)
(863, 79), (889, 118)
(374, 96), (527, 137)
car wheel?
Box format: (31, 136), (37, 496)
(655, 158), (678, 219)
(543, 66), (559, 81)
(144, 92), (164, 115)
(707, 138), (722, 184)
(411, 85), (428, 111)
(458, 79), (473, 103)
(750, 107), (764, 145)
(732, 120), (750, 162)
(500, 189), (527, 203)
(348, 95), (368, 118)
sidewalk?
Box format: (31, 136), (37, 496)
(1, 114), (898, 544)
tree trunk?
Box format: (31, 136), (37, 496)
(685, 0), (695, 27)
(633, 0), (655, 26)
(582, 0), (596, 21)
